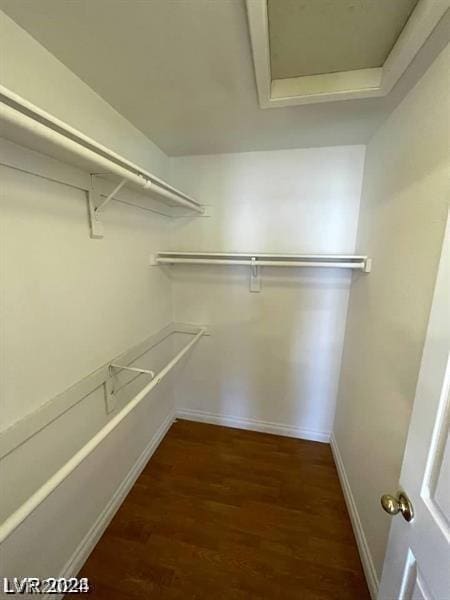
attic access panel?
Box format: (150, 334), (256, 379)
(268, 0), (419, 79)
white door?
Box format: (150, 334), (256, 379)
(378, 211), (450, 600)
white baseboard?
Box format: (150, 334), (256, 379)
(330, 432), (379, 599)
(176, 407), (330, 443)
(48, 410), (175, 599)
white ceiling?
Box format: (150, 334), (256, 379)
(0, 0), (448, 156)
(268, 0), (419, 79)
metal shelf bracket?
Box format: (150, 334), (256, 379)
(105, 362), (156, 414)
(88, 174), (127, 238)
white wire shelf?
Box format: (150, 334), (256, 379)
(0, 324), (207, 543)
(153, 252), (371, 292)
(154, 252), (371, 271)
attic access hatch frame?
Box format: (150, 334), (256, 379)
(152, 251), (372, 292)
(246, 0), (448, 108)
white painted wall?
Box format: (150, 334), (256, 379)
(0, 143), (177, 587)
(1, 145), (173, 428)
(333, 44), (450, 584)
(169, 146), (365, 440)
(0, 13), (177, 587)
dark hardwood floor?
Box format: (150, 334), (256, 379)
(79, 420), (370, 599)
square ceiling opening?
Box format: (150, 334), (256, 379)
(268, 0), (419, 79)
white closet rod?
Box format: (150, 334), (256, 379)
(0, 327), (206, 544)
(158, 252), (367, 258)
(0, 86), (204, 214)
(155, 252), (371, 271)
(158, 258), (365, 269)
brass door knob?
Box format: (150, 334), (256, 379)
(381, 491), (414, 522)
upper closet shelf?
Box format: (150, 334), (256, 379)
(0, 86), (205, 237)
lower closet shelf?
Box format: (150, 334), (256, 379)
(0, 322), (208, 544)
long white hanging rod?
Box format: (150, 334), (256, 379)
(159, 258), (365, 269)
(155, 252), (371, 272)
(0, 86), (204, 215)
(158, 251), (368, 259)
(0, 327), (206, 544)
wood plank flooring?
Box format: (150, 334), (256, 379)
(79, 420), (370, 599)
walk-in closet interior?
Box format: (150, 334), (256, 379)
(1, 1), (449, 599)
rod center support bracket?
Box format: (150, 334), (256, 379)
(250, 257), (261, 293)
